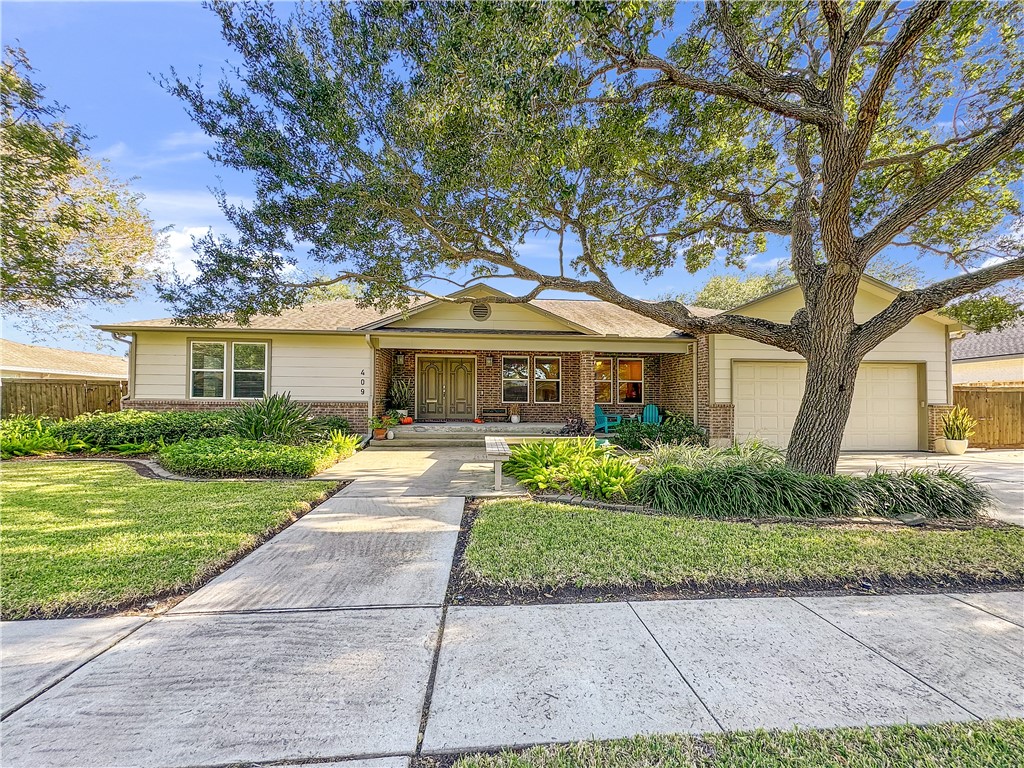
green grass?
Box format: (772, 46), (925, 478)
(463, 500), (1024, 590)
(1, 461), (338, 619)
(453, 720), (1024, 768)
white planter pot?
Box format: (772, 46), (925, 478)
(395, 409), (409, 418)
(945, 439), (968, 455)
(933, 437), (946, 453)
(510, 415), (521, 424)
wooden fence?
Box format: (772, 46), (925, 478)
(1, 379), (127, 420)
(953, 386), (1024, 449)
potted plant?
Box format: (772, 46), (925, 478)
(509, 404), (521, 424)
(370, 413), (396, 440)
(942, 405), (977, 455)
(387, 378), (412, 418)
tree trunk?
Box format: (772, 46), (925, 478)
(786, 348), (861, 475)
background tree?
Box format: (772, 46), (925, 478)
(1, 47), (161, 331)
(163, 1), (1024, 473)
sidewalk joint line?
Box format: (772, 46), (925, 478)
(180, 750), (411, 768)
(625, 601), (725, 733)
(788, 597), (983, 721)
(944, 592), (1024, 629)
(166, 603), (441, 618)
(0, 616), (155, 722)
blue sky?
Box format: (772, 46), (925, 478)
(1, 1), (1006, 353)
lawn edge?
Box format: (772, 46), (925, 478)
(447, 499), (1024, 607)
(2, 476), (349, 621)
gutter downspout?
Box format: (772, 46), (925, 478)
(365, 333), (375, 435)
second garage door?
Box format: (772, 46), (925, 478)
(733, 362), (920, 451)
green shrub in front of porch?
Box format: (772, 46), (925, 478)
(157, 432), (360, 478)
(611, 413), (708, 450)
(48, 409), (236, 448)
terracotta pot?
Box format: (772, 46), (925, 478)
(373, 428), (388, 440)
(945, 439), (968, 455)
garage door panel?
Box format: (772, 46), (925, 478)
(734, 362), (919, 451)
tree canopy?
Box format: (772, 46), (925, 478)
(162, 1), (1024, 472)
(1, 47), (161, 329)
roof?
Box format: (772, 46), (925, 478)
(1, 339), (128, 379)
(96, 288), (718, 339)
(952, 320), (1024, 361)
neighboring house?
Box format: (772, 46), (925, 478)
(0, 339), (128, 381)
(96, 276), (966, 450)
(952, 320), (1024, 386)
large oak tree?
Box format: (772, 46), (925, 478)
(163, 1), (1024, 473)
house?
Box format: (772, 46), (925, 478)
(952, 320), (1024, 386)
(96, 277), (967, 451)
(0, 339), (128, 381)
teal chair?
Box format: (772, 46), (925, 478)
(641, 404), (662, 425)
(594, 405), (622, 433)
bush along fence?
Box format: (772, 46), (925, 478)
(1, 379), (126, 419)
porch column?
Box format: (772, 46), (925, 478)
(579, 350), (595, 426)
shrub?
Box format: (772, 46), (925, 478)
(613, 413), (708, 450)
(158, 435), (357, 478)
(942, 405), (977, 441)
(507, 438), (636, 499)
(640, 439), (784, 471)
(51, 409), (233, 447)
(627, 464), (989, 520)
(566, 454), (638, 500)
(506, 438), (609, 477)
(308, 415), (351, 440)
(0, 416), (88, 458)
(227, 393), (315, 444)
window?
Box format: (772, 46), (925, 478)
(191, 342), (226, 398)
(594, 357), (613, 404)
(232, 342), (267, 398)
(617, 358), (644, 403)
(502, 356), (529, 402)
(534, 356), (561, 403)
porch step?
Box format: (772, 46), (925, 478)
(366, 430), (560, 449)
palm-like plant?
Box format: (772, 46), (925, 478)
(228, 392), (314, 444)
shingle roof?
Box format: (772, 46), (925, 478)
(1, 339), (128, 378)
(98, 295), (718, 338)
(952, 320), (1024, 361)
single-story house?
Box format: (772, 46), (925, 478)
(952, 320), (1024, 386)
(96, 276), (967, 451)
(0, 339), (128, 381)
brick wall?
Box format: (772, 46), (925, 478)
(660, 350), (695, 417)
(927, 404), (955, 451)
(373, 347), (393, 416)
(122, 399), (370, 433)
(708, 402), (735, 446)
(695, 335), (711, 430)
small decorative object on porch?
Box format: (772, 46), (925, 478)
(386, 429), (395, 440)
(370, 413), (396, 440)
(473, 417), (485, 424)
(387, 378), (412, 417)
(509, 404), (521, 424)
(399, 415), (413, 425)
(559, 414), (592, 437)
(942, 405), (977, 455)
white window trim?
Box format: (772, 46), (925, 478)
(231, 341), (269, 400)
(594, 356), (613, 404)
(501, 355), (530, 404)
(533, 355), (562, 404)
(617, 357), (644, 405)
(190, 341), (227, 400)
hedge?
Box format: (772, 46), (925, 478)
(50, 410), (235, 447)
(157, 435), (360, 478)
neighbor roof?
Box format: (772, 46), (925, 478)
(952, 320), (1024, 361)
(1, 339), (128, 378)
(96, 290), (717, 339)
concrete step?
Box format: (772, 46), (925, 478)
(365, 438), (485, 449)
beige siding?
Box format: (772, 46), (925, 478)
(952, 357), (1024, 385)
(388, 301), (574, 332)
(132, 331), (372, 402)
(713, 283), (951, 405)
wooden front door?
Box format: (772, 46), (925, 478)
(417, 357), (475, 420)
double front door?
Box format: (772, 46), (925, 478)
(416, 356), (475, 420)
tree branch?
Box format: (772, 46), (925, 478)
(857, 106), (1024, 260)
(853, 255), (1024, 355)
(860, 124), (995, 169)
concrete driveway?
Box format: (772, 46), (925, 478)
(838, 450), (1023, 526)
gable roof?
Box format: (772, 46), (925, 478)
(952, 320), (1024, 361)
(1, 339), (128, 379)
(96, 285), (717, 339)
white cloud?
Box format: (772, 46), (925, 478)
(156, 227), (210, 280)
(979, 255), (1009, 269)
(159, 130), (214, 151)
(138, 189), (234, 228)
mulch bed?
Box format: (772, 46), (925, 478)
(446, 499), (1024, 607)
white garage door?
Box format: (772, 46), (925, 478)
(733, 362), (920, 451)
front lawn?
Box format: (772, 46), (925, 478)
(451, 720), (1024, 768)
(462, 500), (1024, 594)
(1, 461), (338, 619)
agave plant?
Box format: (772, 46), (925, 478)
(942, 405), (977, 441)
(228, 392), (314, 444)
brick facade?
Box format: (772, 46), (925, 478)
(373, 347), (393, 416)
(376, 348), (694, 424)
(122, 398), (370, 433)
(708, 402), (735, 447)
(927, 404), (955, 452)
(695, 335), (711, 430)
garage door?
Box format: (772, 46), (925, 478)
(733, 362), (920, 451)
